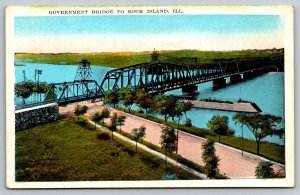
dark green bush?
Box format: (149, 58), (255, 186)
(227, 129), (235, 136)
(96, 132), (110, 140)
(185, 118), (192, 127)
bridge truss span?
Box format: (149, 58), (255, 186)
(44, 80), (104, 105)
(99, 56), (282, 94)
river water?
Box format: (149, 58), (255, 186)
(15, 62), (285, 145)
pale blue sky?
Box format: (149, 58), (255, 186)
(15, 15), (282, 36)
(14, 15), (284, 52)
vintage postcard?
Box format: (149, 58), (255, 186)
(6, 5), (294, 188)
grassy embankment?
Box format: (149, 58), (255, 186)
(15, 49), (283, 68)
(115, 106), (285, 164)
(16, 118), (199, 181)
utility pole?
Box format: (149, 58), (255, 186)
(35, 69), (42, 101)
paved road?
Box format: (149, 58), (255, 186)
(59, 101), (284, 178)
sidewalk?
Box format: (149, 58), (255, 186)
(59, 101), (284, 178)
(88, 120), (208, 180)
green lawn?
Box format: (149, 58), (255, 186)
(115, 107), (285, 164)
(15, 49), (283, 68)
(15, 118), (199, 181)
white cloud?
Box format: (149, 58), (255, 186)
(16, 31), (284, 53)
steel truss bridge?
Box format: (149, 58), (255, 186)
(24, 54), (283, 107)
(100, 56), (283, 95)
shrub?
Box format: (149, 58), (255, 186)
(255, 161), (275, 178)
(185, 118), (192, 127)
(75, 115), (88, 126)
(137, 108), (144, 113)
(74, 105), (88, 116)
(227, 129), (235, 136)
(96, 132), (110, 140)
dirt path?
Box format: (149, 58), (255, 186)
(59, 101), (284, 178)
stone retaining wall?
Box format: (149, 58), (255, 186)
(15, 103), (59, 131)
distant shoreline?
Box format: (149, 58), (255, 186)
(15, 48), (284, 68)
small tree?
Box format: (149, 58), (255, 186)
(104, 89), (119, 108)
(74, 105), (88, 116)
(131, 126), (146, 152)
(33, 82), (50, 101)
(119, 87), (135, 113)
(99, 107), (110, 124)
(91, 112), (102, 130)
(201, 139), (220, 179)
(33, 82), (50, 94)
(154, 94), (177, 123)
(255, 161), (275, 178)
(207, 115), (230, 142)
(233, 113), (247, 155)
(183, 101), (193, 119)
(231, 113), (283, 155)
(174, 100), (185, 128)
(160, 125), (177, 168)
(116, 113), (126, 131)
(135, 89), (154, 118)
(109, 112), (118, 140)
(15, 81), (35, 104)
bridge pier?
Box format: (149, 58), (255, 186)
(182, 84), (199, 95)
(242, 72), (254, 80)
(252, 69), (264, 77)
(213, 78), (226, 89)
(230, 74), (242, 84)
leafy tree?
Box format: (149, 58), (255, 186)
(183, 101), (193, 119)
(91, 112), (102, 130)
(207, 115), (230, 142)
(15, 81), (35, 104)
(119, 87), (135, 113)
(231, 113), (283, 154)
(201, 139), (220, 179)
(160, 125), (177, 168)
(98, 107), (110, 124)
(33, 82), (50, 102)
(109, 112), (118, 140)
(255, 161), (275, 178)
(104, 89), (119, 108)
(174, 100), (185, 128)
(74, 105), (88, 116)
(135, 89), (155, 118)
(233, 113), (247, 155)
(171, 100), (185, 154)
(116, 113), (126, 131)
(131, 125), (146, 152)
(33, 82), (50, 94)
(154, 94), (177, 123)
